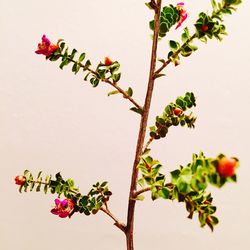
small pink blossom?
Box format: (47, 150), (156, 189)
(51, 198), (74, 218)
(176, 2), (188, 29)
(35, 35), (59, 56)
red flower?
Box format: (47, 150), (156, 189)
(35, 35), (59, 56)
(51, 199), (74, 218)
(173, 107), (182, 116)
(217, 157), (237, 177)
(15, 175), (26, 185)
(104, 57), (113, 66)
(176, 2), (188, 29)
(201, 25), (209, 32)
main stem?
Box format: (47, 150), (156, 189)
(125, 1), (162, 249)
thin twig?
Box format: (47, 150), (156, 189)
(65, 56), (142, 110)
(100, 207), (126, 233)
(133, 187), (151, 198)
(154, 33), (197, 77)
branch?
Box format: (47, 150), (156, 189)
(154, 33), (197, 77)
(100, 207), (126, 233)
(154, 1), (231, 77)
(133, 187), (151, 198)
(65, 56), (142, 110)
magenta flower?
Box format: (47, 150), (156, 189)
(51, 198), (74, 218)
(35, 35), (59, 56)
(176, 2), (188, 29)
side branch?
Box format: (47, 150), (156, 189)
(154, 33), (197, 76)
(65, 56), (142, 110)
(100, 207), (126, 233)
(133, 187), (151, 198)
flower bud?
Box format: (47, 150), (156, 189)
(15, 175), (26, 185)
(104, 57), (113, 66)
(217, 157), (237, 177)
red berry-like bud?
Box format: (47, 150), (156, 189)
(104, 57), (113, 66)
(217, 157), (237, 177)
(201, 25), (209, 32)
(15, 175), (26, 185)
(173, 107), (182, 116)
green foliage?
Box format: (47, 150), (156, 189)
(149, 4), (180, 38)
(76, 181), (112, 215)
(18, 170), (112, 216)
(137, 155), (168, 201)
(195, 0), (241, 42)
(137, 152), (238, 231)
(195, 12), (227, 42)
(165, 0), (242, 66)
(149, 92), (196, 140)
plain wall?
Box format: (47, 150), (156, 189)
(1, 0), (250, 249)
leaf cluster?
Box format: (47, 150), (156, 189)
(76, 181), (112, 215)
(47, 41), (122, 88)
(18, 170), (112, 217)
(137, 155), (169, 201)
(165, 0), (242, 66)
(150, 92), (196, 140)
(149, 4), (180, 38)
(137, 152), (238, 231)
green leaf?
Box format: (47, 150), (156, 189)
(37, 171), (42, 179)
(70, 48), (77, 59)
(59, 59), (70, 70)
(138, 178), (145, 187)
(169, 40), (179, 51)
(135, 195), (145, 201)
(159, 187), (170, 199)
(211, 0), (217, 10)
(90, 77), (99, 87)
(171, 169), (180, 183)
(126, 87), (133, 97)
(112, 73), (121, 82)
(84, 60), (91, 71)
(78, 53), (86, 62)
(67, 179), (74, 187)
(154, 73), (166, 79)
(130, 107), (143, 115)
(72, 62), (80, 74)
(36, 183), (41, 192)
(108, 90), (119, 96)
(44, 184), (48, 194)
(181, 27), (190, 42)
(100, 181), (108, 187)
(79, 196), (89, 206)
(84, 72), (91, 81)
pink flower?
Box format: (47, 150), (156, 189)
(51, 198), (74, 218)
(35, 35), (59, 56)
(176, 2), (188, 29)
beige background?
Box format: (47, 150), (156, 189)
(1, 0), (250, 249)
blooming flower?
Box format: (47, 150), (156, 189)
(15, 175), (26, 185)
(176, 2), (188, 29)
(51, 198), (74, 218)
(35, 35), (59, 56)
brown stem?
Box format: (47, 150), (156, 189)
(100, 207), (126, 233)
(103, 79), (143, 110)
(133, 187), (151, 198)
(125, 1), (162, 249)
